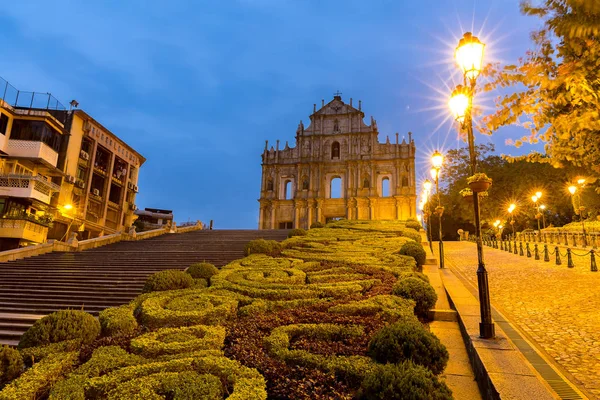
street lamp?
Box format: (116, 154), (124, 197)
(531, 195), (541, 232)
(507, 203), (516, 238)
(540, 205), (547, 229)
(449, 32), (494, 338)
(431, 150), (445, 268)
(568, 184), (588, 246)
(423, 179), (434, 253)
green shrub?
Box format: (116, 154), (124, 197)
(288, 229), (308, 238)
(405, 218), (422, 232)
(0, 346), (23, 387)
(20, 340), (81, 366)
(357, 361), (452, 400)
(399, 228), (422, 243)
(142, 270), (193, 293)
(264, 324), (376, 382)
(0, 351), (78, 400)
(328, 295), (417, 322)
(130, 325), (226, 358)
(186, 262), (219, 280)
(398, 241), (426, 268)
(99, 305), (138, 337)
(392, 277), (437, 317)
(367, 320), (448, 375)
(398, 271), (430, 283)
(310, 221), (324, 229)
(244, 239), (282, 256)
(135, 290), (239, 329)
(18, 310), (100, 350)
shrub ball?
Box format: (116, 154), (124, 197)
(143, 270), (194, 293)
(288, 228), (308, 238)
(244, 239), (282, 256)
(310, 222), (325, 229)
(367, 320), (449, 374)
(0, 345), (23, 385)
(392, 278), (437, 317)
(405, 218), (422, 232)
(398, 241), (426, 268)
(399, 229), (422, 244)
(18, 310), (100, 349)
(186, 262), (219, 280)
(357, 361), (452, 400)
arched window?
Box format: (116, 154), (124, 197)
(331, 141), (340, 159)
(284, 180), (293, 199)
(382, 178), (390, 197)
(330, 177), (342, 198)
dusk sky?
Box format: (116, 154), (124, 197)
(0, 1), (541, 228)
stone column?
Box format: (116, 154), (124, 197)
(294, 201), (300, 229)
(270, 201), (277, 229)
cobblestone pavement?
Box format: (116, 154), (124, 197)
(441, 241), (600, 399)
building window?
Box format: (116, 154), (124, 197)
(284, 180), (293, 200)
(330, 177), (342, 198)
(0, 113), (8, 135)
(382, 177), (390, 197)
(331, 141), (340, 159)
(279, 221), (293, 229)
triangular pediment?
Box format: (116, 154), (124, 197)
(312, 96), (362, 116)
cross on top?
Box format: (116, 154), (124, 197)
(334, 90), (342, 97)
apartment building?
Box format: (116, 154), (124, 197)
(0, 77), (145, 250)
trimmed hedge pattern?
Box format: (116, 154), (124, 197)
(99, 304), (138, 337)
(143, 270), (193, 293)
(130, 325), (226, 358)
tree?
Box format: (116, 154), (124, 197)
(481, 0), (600, 182)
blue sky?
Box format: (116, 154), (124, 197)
(0, 0), (541, 228)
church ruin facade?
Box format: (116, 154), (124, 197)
(258, 94), (416, 230)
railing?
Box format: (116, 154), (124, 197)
(516, 231), (600, 249)
(0, 174), (61, 204)
(6, 139), (59, 167)
(0, 218), (49, 243)
(0, 76), (67, 124)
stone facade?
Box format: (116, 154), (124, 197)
(258, 95), (416, 230)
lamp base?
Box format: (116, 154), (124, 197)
(479, 322), (495, 339)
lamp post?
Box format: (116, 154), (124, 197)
(507, 203), (516, 239)
(449, 32), (494, 338)
(540, 205), (547, 229)
(423, 179), (433, 253)
(431, 151), (445, 268)
(531, 194), (541, 232)
(568, 184), (588, 246)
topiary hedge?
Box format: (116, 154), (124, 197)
(398, 241), (426, 268)
(99, 304), (138, 337)
(328, 295), (417, 322)
(310, 221), (325, 229)
(0, 346), (23, 387)
(288, 228), (308, 238)
(357, 361), (453, 400)
(18, 310), (100, 350)
(367, 320), (449, 374)
(264, 323), (376, 382)
(392, 277), (437, 317)
(405, 218), (422, 232)
(244, 239), (282, 256)
(142, 270), (193, 293)
(186, 262), (219, 280)
(398, 271), (430, 283)
(129, 325), (226, 358)
(0, 351), (78, 400)
(399, 228), (422, 244)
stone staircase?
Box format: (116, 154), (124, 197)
(0, 229), (289, 346)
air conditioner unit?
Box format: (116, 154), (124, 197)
(92, 188), (100, 196)
(66, 175), (76, 184)
(80, 150), (90, 160)
(133, 185), (138, 192)
(76, 180), (86, 189)
(127, 182), (134, 190)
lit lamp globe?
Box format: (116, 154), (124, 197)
(568, 186), (577, 195)
(531, 195), (538, 203)
(423, 179), (433, 193)
(432, 151), (444, 169)
(449, 85), (469, 124)
(430, 168), (438, 180)
(508, 204), (516, 214)
(535, 191), (542, 199)
(455, 32), (485, 81)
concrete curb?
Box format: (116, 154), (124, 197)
(440, 268), (559, 400)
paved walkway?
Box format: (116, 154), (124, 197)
(440, 241), (600, 399)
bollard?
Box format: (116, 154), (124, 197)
(526, 243), (532, 258)
(534, 244), (540, 260)
(519, 242), (524, 256)
(500, 240), (504, 251)
(563, 232), (568, 246)
(514, 240), (518, 254)
(573, 233), (578, 248)
(567, 248), (574, 268)
(555, 247), (562, 265)
(544, 244), (550, 262)
(508, 241), (512, 253)
(591, 250), (598, 272)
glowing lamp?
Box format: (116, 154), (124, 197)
(540, 205), (546, 210)
(431, 150), (444, 169)
(423, 179), (432, 192)
(449, 85), (469, 123)
(531, 195), (538, 203)
(568, 185), (577, 195)
(63, 204), (74, 210)
(535, 191), (542, 199)
(430, 168), (438, 180)
(455, 32), (485, 81)
(508, 204), (516, 213)
(577, 178), (586, 185)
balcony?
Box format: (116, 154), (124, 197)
(6, 140), (59, 168)
(0, 218), (49, 244)
(0, 175), (61, 204)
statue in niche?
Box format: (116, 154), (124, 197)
(333, 119), (340, 133)
(363, 177), (370, 188)
(302, 177), (309, 190)
(402, 176), (409, 187)
(266, 179), (274, 191)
